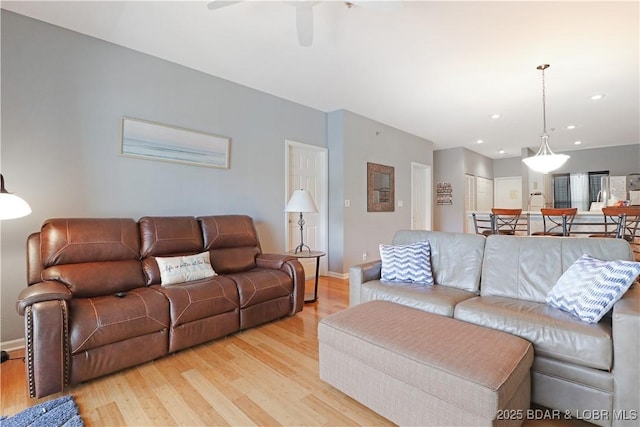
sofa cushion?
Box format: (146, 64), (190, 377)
(379, 241), (434, 285)
(156, 252), (216, 286)
(547, 254), (640, 323)
(454, 296), (613, 370)
(139, 216), (203, 258)
(156, 276), (239, 327)
(391, 230), (485, 293)
(199, 215), (260, 274)
(481, 235), (634, 303)
(42, 260), (146, 298)
(227, 268), (293, 308)
(40, 218), (140, 266)
(361, 281), (477, 317)
(69, 287), (170, 354)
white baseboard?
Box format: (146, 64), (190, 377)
(1, 338), (25, 352)
(327, 271), (349, 280)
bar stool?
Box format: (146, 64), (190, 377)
(472, 212), (495, 236)
(531, 208), (577, 236)
(588, 207), (640, 239)
(619, 213), (640, 261)
(491, 208), (529, 235)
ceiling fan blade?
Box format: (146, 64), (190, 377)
(349, 0), (403, 12)
(207, 1), (244, 11)
(296, 4), (314, 47)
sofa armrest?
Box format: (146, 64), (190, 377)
(255, 253), (295, 270)
(612, 284), (640, 426)
(23, 299), (70, 398)
(349, 260), (382, 306)
(16, 281), (72, 316)
(256, 254), (306, 314)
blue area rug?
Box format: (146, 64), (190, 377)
(0, 395), (83, 427)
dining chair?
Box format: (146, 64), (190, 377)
(531, 208), (577, 236)
(472, 212), (495, 236)
(491, 208), (530, 235)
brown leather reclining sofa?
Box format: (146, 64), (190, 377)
(16, 215), (305, 398)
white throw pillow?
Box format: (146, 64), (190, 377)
(546, 254), (640, 323)
(379, 241), (434, 285)
(156, 251), (216, 286)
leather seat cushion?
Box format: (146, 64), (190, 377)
(227, 268), (293, 308)
(156, 276), (239, 327)
(361, 281), (477, 317)
(69, 287), (169, 353)
(454, 296), (612, 370)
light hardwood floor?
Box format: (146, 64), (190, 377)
(1, 277), (593, 426)
(1, 277), (393, 426)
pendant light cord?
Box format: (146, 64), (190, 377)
(538, 64), (550, 135)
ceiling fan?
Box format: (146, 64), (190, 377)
(207, 1), (401, 47)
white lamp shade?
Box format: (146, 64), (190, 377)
(522, 153), (570, 174)
(0, 193), (32, 219)
(285, 189), (318, 213)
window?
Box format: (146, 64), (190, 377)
(589, 171), (609, 204)
(553, 174), (571, 208)
(553, 171), (609, 209)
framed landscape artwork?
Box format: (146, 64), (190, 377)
(120, 117), (230, 169)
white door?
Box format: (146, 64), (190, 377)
(494, 177), (523, 209)
(285, 141), (328, 278)
(464, 174), (476, 233)
(476, 177), (494, 211)
(411, 162), (432, 230)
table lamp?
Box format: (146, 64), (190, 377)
(285, 189), (318, 253)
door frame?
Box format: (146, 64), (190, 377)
(284, 140), (328, 275)
(411, 162), (433, 230)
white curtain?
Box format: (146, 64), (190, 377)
(570, 173), (589, 211)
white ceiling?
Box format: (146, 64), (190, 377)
(3, 0), (639, 159)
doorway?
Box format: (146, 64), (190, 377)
(285, 140), (328, 278)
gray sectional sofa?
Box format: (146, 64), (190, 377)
(349, 230), (639, 427)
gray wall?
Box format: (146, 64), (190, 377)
(328, 110), (433, 274)
(433, 147), (494, 232)
(547, 144), (639, 176)
(433, 148), (466, 232)
(0, 11), (326, 342)
(494, 145), (640, 178)
(493, 156), (524, 178)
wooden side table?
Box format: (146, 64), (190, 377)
(286, 250), (325, 303)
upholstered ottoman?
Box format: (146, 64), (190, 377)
(318, 300), (534, 427)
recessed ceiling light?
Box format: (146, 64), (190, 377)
(590, 94), (605, 100)
(566, 125), (576, 130)
(476, 139), (484, 144)
(574, 141), (582, 145)
(498, 149), (506, 154)
(490, 114), (501, 119)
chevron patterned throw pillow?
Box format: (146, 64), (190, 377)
(546, 254), (640, 323)
(379, 241), (434, 285)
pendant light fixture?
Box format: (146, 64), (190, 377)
(522, 64), (570, 174)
